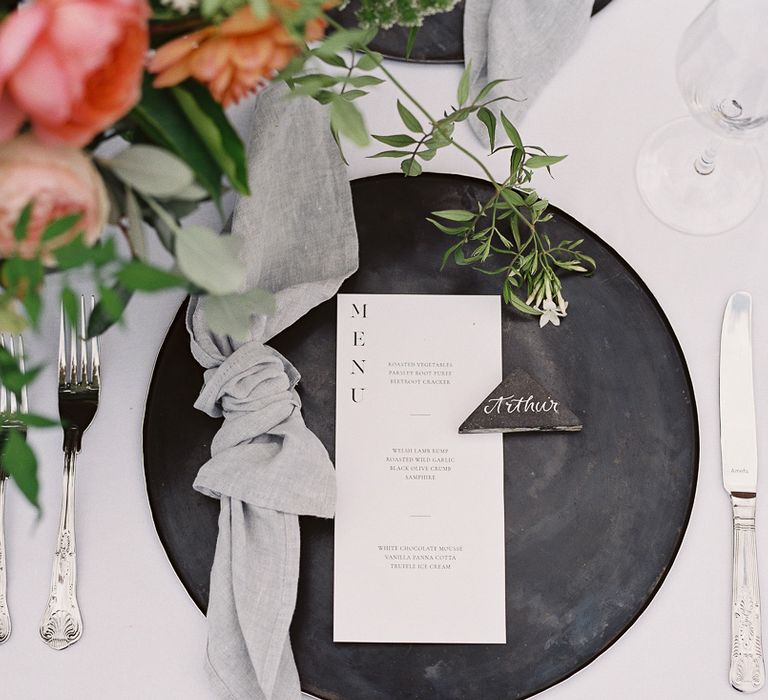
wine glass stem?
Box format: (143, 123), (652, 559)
(694, 139), (721, 176)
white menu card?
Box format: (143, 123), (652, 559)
(334, 294), (506, 644)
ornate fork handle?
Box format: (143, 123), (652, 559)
(0, 476), (10, 644)
(730, 494), (765, 692)
(40, 450), (82, 650)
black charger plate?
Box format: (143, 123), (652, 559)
(143, 173), (698, 700)
(331, 0), (615, 63)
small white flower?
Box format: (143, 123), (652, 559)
(160, 0), (200, 14)
(539, 298), (561, 327)
(538, 293), (568, 328)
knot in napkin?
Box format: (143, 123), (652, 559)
(192, 341), (335, 518)
(187, 81), (357, 700)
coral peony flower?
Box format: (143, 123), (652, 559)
(150, 3), (327, 107)
(0, 0), (150, 146)
(0, 134), (108, 261)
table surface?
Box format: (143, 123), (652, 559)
(4, 0), (768, 697)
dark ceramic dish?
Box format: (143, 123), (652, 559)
(330, 0), (615, 63)
(144, 173), (698, 700)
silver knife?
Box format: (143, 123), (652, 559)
(721, 291), (765, 692)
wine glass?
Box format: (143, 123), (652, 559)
(636, 0), (768, 236)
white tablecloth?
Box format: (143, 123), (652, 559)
(5, 0), (768, 697)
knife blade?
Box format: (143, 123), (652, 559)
(720, 291), (764, 693)
(721, 291), (758, 495)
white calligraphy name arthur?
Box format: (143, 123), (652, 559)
(483, 394), (559, 415)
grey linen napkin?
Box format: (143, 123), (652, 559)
(463, 0), (593, 144)
(186, 82), (358, 699)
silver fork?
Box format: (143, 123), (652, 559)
(40, 297), (100, 650)
(0, 334), (29, 646)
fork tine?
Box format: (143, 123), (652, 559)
(90, 296), (100, 387)
(58, 303), (67, 387)
(0, 335), (7, 414)
(17, 335), (28, 415)
(69, 303), (77, 386)
(5, 335), (16, 415)
(78, 296), (87, 386)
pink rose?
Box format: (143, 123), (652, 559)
(0, 134), (108, 260)
(0, 0), (149, 146)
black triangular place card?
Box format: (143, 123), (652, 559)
(459, 369), (582, 434)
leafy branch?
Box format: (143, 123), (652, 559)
(285, 27), (596, 319)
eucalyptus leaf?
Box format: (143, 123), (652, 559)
(176, 226), (245, 296)
(124, 187), (146, 260)
(202, 288), (276, 340)
(170, 183), (209, 202)
(109, 145), (194, 198)
(131, 75), (223, 203)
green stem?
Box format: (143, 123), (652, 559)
(338, 50), (358, 95)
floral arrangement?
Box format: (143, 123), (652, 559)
(0, 0), (593, 505)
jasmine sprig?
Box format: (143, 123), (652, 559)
(284, 21), (596, 320)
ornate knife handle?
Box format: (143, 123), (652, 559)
(0, 476), (10, 644)
(40, 450), (82, 650)
(730, 495), (765, 692)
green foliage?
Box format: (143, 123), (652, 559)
(108, 145), (195, 198)
(129, 75), (250, 204)
(175, 225), (245, 295)
(365, 64), (594, 314)
(282, 26), (596, 315)
(202, 288), (276, 340)
(0, 342), (56, 510)
(171, 82), (250, 196)
(427, 112), (596, 315)
(353, 0), (461, 29)
(1, 431), (39, 509)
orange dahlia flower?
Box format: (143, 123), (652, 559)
(149, 4), (327, 107)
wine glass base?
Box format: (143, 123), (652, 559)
(636, 117), (763, 236)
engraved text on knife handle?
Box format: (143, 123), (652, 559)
(730, 494), (765, 692)
(0, 476), (10, 644)
(40, 450), (82, 650)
